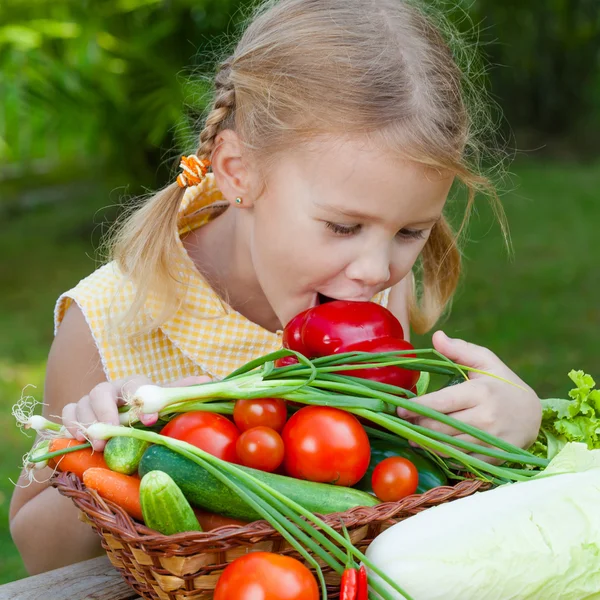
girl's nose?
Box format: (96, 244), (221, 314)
(345, 246), (391, 288)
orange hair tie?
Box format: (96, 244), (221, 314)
(176, 155), (211, 188)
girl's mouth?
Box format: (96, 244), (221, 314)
(317, 293), (337, 305)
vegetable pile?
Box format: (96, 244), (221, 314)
(13, 300), (597, 599)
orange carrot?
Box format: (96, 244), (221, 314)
(48, 438), (108, 478)
(83, 467), (143, 521)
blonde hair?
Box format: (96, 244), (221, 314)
(112, 0), (508, 335)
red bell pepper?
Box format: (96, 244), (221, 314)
(282, 300), (405, 357)
(281, 308), (312, 356)
(273, 355), (299, 368)
(335, 337), (420, 391)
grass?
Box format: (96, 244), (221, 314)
(1, 159), (600, 584)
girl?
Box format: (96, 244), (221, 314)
(10, 0), (541, 574)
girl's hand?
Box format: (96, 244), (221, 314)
(397, 331), (542, 462)
(62, 375), (211, 451)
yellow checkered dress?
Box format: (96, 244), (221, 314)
(54, 175), (391, 383)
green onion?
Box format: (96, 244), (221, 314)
(28, 442), (92, 463)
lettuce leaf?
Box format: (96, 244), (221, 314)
(532, 370), (600, 460)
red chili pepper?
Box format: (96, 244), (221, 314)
(357, 564), (368, 600)
(340, 566), (358, 600)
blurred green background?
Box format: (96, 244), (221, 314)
(1, 0), (599, 584)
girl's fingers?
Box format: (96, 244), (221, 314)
(89, 382), (121, 427)
(432, 331), (499, 375)
(74, 396), (95, 433)
(411, 417), (464, 437)
(139, 412), (159, 426)
(397, 383), (477, 419)
(76, 396), (106, 451)
(62, 403), (79, 441)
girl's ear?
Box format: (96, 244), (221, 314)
(211, 129), (257, 207)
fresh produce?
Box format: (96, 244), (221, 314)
(274, 354), (299, 367)
(115, 347), (545, 481)
(214, 552), (319, 600)
(366, 443), (600, 599)
(371, 457), (419, 502)
(339, 524), (365, 600)
(104, 436), (149, 475)
(233, 397), (288, 432)
(236, 426), (285, 472)
(355, 439), (447, 495)
(139, 444), (378, 522)
(82, 467), (143, 521)
(21, 316), (561, 600)
(282, 406), (371, 486)
(335, 337), (419, 390)
(357, 565), (368, 600)
(47, 438), (108, 478)
(530, 370), (600, 459)
(139, 470), (201, 535)
(28, 439), (51, 470)
(284, 300), (405, 357)
(279, 301), (421, 388)
(160, 411), (240, 463)
(78, 423), (405, 600)
(340, 565), (358, 600)
(282, 308), (312, 356)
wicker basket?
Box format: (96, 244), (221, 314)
(53, 471), (487, 600)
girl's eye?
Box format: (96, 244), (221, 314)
(397, 228), (426, 240)
(325, 222), (362, 236)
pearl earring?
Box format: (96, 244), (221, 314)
(235, 197), (243, 205)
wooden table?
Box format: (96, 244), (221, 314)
(0, 555), (140, 600)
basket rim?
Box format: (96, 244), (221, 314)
(52, 470), (489, 549)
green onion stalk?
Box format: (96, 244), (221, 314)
(121, 349), (549, 482)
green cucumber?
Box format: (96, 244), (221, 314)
(140, 470), (202, 535)
(139, 445), (379, 522)
(104, 436), (150, 475)
(355, 439), (448, 495)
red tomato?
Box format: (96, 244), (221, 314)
(160, 412), (240, 463)
(298, 300), (405, 357)
(214, 552), (319, 600)
(282, 406), (370, 486)
(236, 427), (285, 472)
(233, 398), (288, 432)
(336, 337), (420, 390)
(371, 456), (419, 502)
